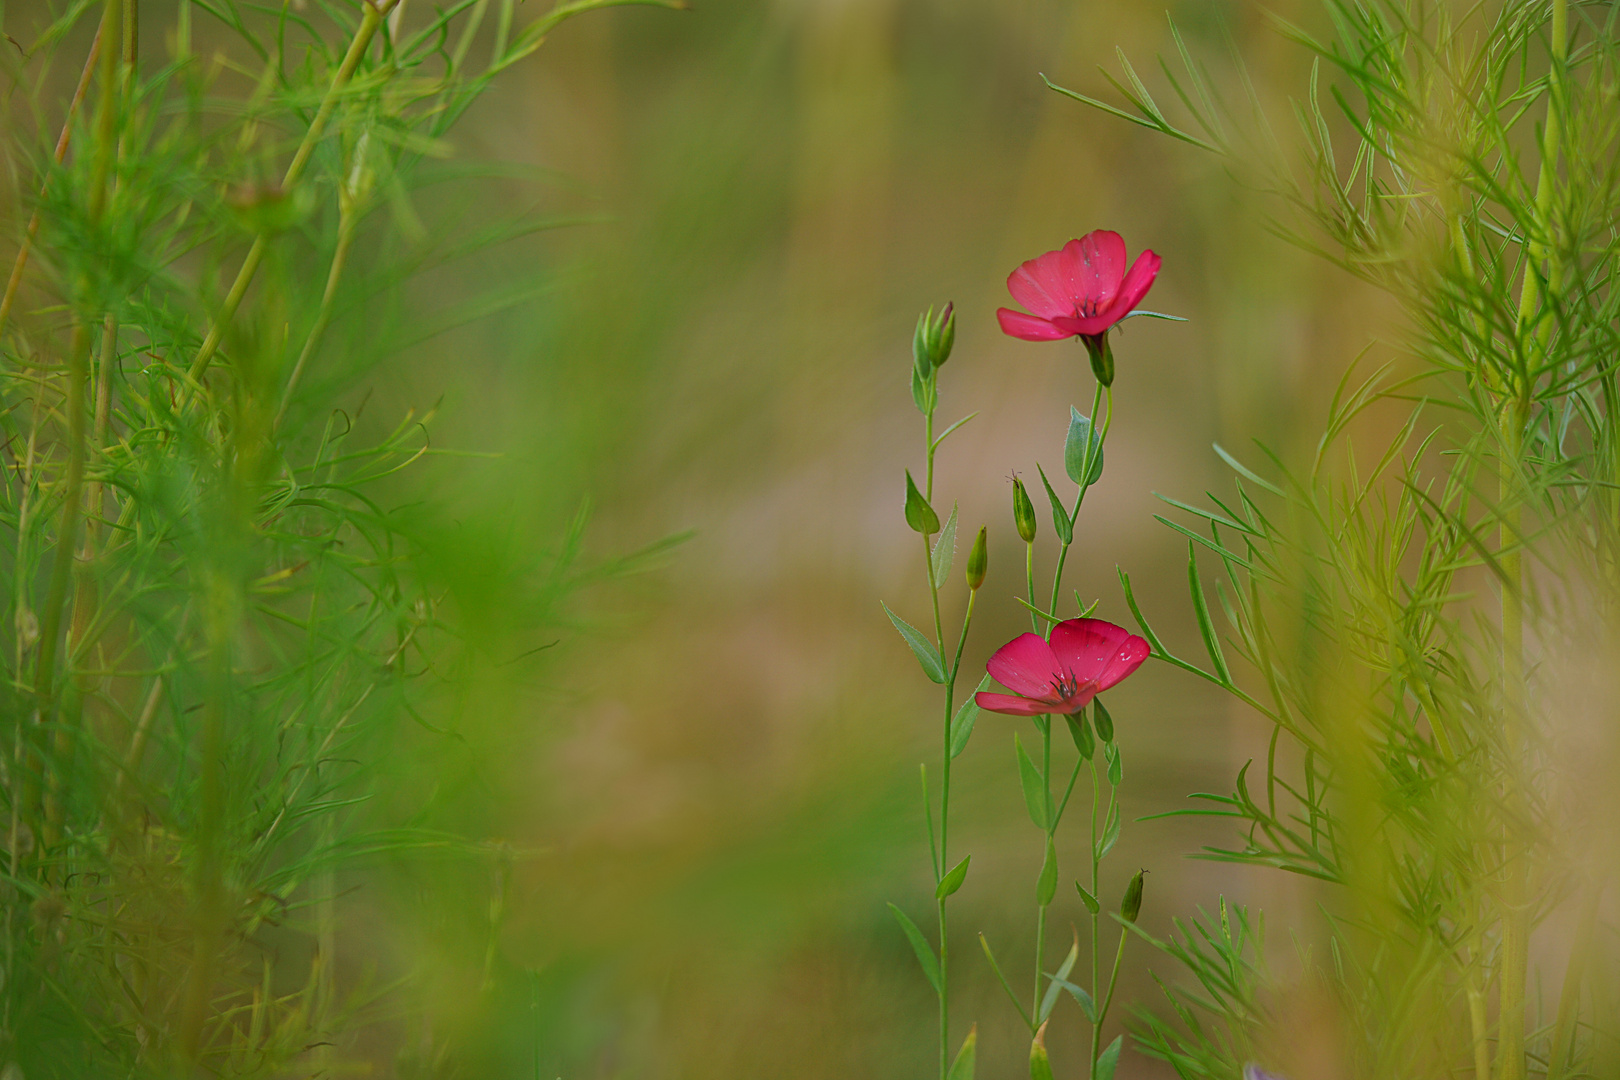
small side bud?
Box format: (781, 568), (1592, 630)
(1120, 869), (1145, 922)
(966, 526), (988, 590)
(1065, 708), (1095, 760)
(1012, 477), (1037, 543)
(1082, 332), (1115, 387)
(904, 470), (941, 534)
(1029, 1022), (1055, 1080)
(1093, 697), (1115, 743)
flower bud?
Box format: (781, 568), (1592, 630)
(904, 470), (940, 534)
(1012, 477), (1037, 543)
(1082, 332), (1115, 386)
(1120, 869), (1145, 922)
(1065, 708), (1095, 760)
(1093, 697), (1115, 743)
(966, 526), (988, 590)
(1029, 1022), (1055, 1080)
(913, 303), (956, 373)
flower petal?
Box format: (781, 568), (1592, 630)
(1066, 231), (1127, 310)
(1049, 618), (1133, 684)
(997, 308), (1072, 341)
(1100, 248), (1161, 322)
(1050, 313), (1123, 337)
(1007, 249), (1076, 319)
(1096, 634), (1150, 691)
(975, 691), (1055, 716)
(986, 632), (1061, 697)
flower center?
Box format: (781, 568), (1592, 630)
(1048, 670), (1082, 702)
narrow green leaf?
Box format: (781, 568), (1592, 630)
(1095, 1035), (1124, 1080)
(1039, 932), (1080, 1023)
(1098, 804), (1121, 859)
(883, 602), (945, 683)
(1036, 464), (1073, 544)
(1106, 741), (1123, 787)
(1037, 836), (1058, 906)
(1121, 308), (1188, 322)
(950, 676), (990, 758)
(888, 903), (941, 995)
(980, 934), (1034, 1031)
(905, 470), (941, 534)
(1064, 407), (1105, 487)
(936, 855), (971, 899)
(932, 504), (959, 584)
(1057, 976), (1097, 1022)
(1075, 880), (1100, 915)
(947, 1026), (978, 1080)
(1015, 734), (1048, 830)
(1187, 541), (1232, 685)
(932, 412), (979, 453)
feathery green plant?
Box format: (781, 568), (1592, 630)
(1054, 0), (1620, 1075)
(0, 0), (678, 1073)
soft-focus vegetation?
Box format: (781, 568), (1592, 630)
(4, 0), (1617, 1076)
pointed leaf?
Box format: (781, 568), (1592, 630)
(1075, 881), (1100, 915)
(1187, 542), (1232, 684)
(1015, 734), (1049, 830)
(905, 471), (941, 534)
(1095, 1035), (1124, 1080)
(1037, 836), (1058, 906)
(947, 1026), (977, 1080)
(1029, 1025), (1055, 1080)
(1065, 408), (1105, 487)
(1098, 804), (1122, 860)
(1065, 709), (1095, 760)
(932, 504), (959, 584)
(937, 855), (971, 899)
(1059, 977), (1097, 1022)
(950, 676), (990, 758)
(1093, 697), (1115, 742)
(1039, 933), (1080, 1023)
(1036, 464), (1073, 544)
(888, 903), (941, 994)
(883, 602), (945, 683)
(1106, 741), (1122, 787)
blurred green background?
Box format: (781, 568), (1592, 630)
(376, 0), (1378, 1076)
(1, 0), (1395, 1074)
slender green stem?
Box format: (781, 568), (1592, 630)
(1088, 755), (1101, 1074)
(1025, 540), (1037, 632)
(1090, 921), (1129, 1075)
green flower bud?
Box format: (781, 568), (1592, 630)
(1120, 869), (1145, 923)
(1012, 477), (1037, 543)
(1093, 697), (1115, 743)
(1029, 1022), (1055, 1080)
(904, 470), (940, 534)
(913, 303), (957, 373)
(1082, 332), (1115, 387)
(1065, 708), (1095, 760)
(966, 526), (988, 590)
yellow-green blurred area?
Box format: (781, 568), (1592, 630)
(0, 0), (1394, 1075)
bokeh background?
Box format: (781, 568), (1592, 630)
(1, 0), (1400, 1075)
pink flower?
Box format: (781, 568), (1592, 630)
(975, 618), (1149, 717)
(996, 231), (1161, 343)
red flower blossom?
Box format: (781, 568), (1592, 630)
(975, 618), (1149, 717)
(996, 231), (1160, 343)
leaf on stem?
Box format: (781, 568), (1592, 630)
(1065, 407), (1105, 487)
(949, 675), (990, 758)
(936, 855), (971, 899)
(1036, 464), (1073, 544)
(1096, 1035), (1124, 1080)
(888, 903), (941, 994)
(1015, 734), (1049, 830)
(1106, 741), (1122, 787)
(905, 470), (940, 534)
(932, 504), (958, 584)
(1056, 975), (1097, 1022)
(979, 933), (1035, 1031)
(1037, 836), (1058, 906)
(1038, 931), (1080, 1024)
(1098, 804), (1122, 860)
(882, 602), (945, 683)
(1093, 697), (1115, 742)
(1187, 540), (1232, 684)
(1076, 880), (1100, 915)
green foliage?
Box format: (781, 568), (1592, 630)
(1071, 1), (1620, 1076)
(0, 0), (677, 1072)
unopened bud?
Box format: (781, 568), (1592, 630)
(913, 303), (956, 372)
(1012, 477), (1037, 543)
(966, 526), (988, 590)
(1120, 869), (1145, 922)
(1093, 697), (1115, 743)
(1029, 1022), (1055, 1080)
(1082, 332), (1115, 386)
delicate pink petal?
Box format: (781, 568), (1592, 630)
(1049, 618), (1133, 684)
(986, 632), (1061, 697)
(1067, 231), (1127, 310)
(1050, 313), (1122, 337)
(975, 691), (1055, 716)
(1007, 250), (1077, 319)
(1056, 683), (1101, 714)
(1098, 248), (1161, 322)
(1096, 635), (1151, 691)
(997, 308), (1072, 341)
